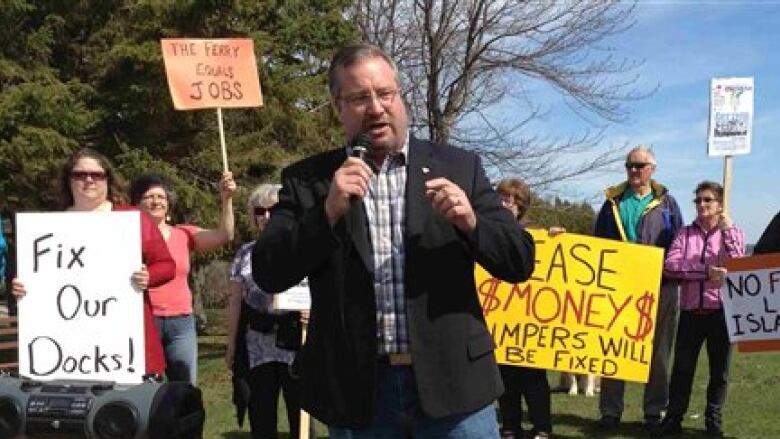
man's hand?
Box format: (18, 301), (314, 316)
(325, 158), (373, 226)
(425, 178), (476, 233)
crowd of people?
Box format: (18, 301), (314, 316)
(1, 42), (779, 439)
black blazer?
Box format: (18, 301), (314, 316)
(253, 137), (535, 428)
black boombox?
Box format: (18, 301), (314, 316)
(0, 375), (204, 439)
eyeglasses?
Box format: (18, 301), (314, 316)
(253, 206), (271, 216)
(339, 88), (399, 109)
(625, 162), (653, 171)
(70, 170), (107, 181)
(693, 196), (717, 204)
(141, 194), (167, 202)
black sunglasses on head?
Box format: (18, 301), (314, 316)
(254, 206), (271, 216)
(625, 162), (652, 171)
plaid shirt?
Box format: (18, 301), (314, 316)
(361, 141), (409, 355)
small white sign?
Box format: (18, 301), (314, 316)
(16, 212), (145, 383)
(272, 278), (311, 311)
(708, 77), (754, 156)
(722, 267), (780, 342)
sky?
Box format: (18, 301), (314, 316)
(506, 2), (780, 244)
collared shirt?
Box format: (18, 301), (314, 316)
(362, 139), (409, 355)
(619, 188), (653, 243)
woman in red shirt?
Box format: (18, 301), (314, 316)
(13, 148), (175, 376)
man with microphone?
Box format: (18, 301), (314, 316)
(252, 43), (535, 438)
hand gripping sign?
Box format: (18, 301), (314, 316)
(477, 230), (664, 383)
(161, 38), (263, 171)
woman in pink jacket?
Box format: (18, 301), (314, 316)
(657, 181), (745, 438)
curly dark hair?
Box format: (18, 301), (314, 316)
(129, 173), (177, 210)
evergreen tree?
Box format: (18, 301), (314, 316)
(0, 1), (356, 249)
(527, 195), (597, 235)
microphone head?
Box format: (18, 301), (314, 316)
(350, 134), (372, 160)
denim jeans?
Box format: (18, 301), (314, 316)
(155, 314), (198, 384)
(328, 363), (499, 438)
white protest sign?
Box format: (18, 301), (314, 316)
(272, 278), (311, 311)
(708, 77), (754, 157)
(16, 212), (145, 383)
(722, 254), (780, 343)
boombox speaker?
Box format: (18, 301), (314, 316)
(0, 375), (204, 439)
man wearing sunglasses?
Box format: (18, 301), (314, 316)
(594, 146), (683, 432)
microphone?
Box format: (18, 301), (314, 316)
(348, 134), (372, 208)
(350, 134), (371, 161)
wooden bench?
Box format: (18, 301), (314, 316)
(0, 316), (18, 372)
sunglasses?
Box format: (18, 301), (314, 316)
(693, 196), (717, 204)
(253, 206), (271, 216)
(70, 170), (107, 181)
(625, 162), (652, 171)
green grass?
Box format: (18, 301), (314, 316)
(199, 309), (780, 438)
(198, 310), (329, 438)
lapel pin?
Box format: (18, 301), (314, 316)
(422, 167), (430, 174)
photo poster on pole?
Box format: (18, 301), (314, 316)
(160, 38), (263, 170)
(708, 77), (754, 157)
(15, 212), (145, 383)
(722, 253), (780, 352)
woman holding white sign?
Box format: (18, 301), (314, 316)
(226, 183), (308, 439)
(130, 172), (235, 385)
(12, 148), (176, 377)
(657, 181), (745, 438)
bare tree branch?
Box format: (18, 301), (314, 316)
(352, 0), (652, 188)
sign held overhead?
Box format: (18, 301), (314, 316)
(161, 38), (263, 110)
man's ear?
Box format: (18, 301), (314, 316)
(331, 98), (344, 119)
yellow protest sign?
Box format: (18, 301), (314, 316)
(477, 230), (664, 383)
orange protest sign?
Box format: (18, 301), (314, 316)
(161, 38), (262, 110)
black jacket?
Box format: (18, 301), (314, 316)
(252, 136), (535, 427)
(754, 210), (780, 254)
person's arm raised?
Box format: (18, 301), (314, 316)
(192, 171), (237, 253)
